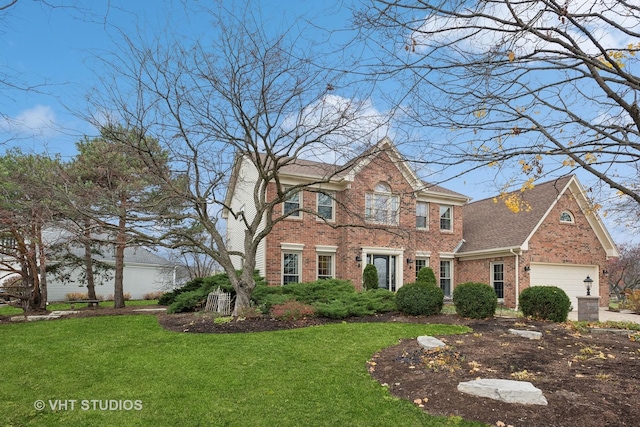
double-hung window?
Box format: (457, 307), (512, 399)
(492, 263), (505, 299)
(439, 205), (452, 231)
(317, 192), (334, 221)
(440, 260), (452, 296)
(416, 202), (428, 228)
(284, 189), (301, 217)
(365, 182), (399, 225)
(415, 258), (428, 280)
(317, 254), (334, 280)
(282, 252), (300, 284)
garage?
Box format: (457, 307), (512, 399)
(529, 263), (598, 311)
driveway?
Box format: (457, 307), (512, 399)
(567, 308), (640, 324)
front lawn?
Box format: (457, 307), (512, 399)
(0, 315), (479, 426)
(0, 299), (159, 316)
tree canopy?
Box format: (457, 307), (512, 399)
(357, 0), (640, 218)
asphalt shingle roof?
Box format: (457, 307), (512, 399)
(459, 176), (573, 253)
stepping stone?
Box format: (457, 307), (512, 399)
(133, 308), (167, 312)
(11, 315), (61, 322)
(457, 379), (548, 405)
(508, 329), (542, 340)
(49, 310), (81, 316)
(417, 336), (446, 350)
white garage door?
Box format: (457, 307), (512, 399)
(529, 263), (598, 311)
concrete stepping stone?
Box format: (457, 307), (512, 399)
(11, 315), (61, 322)
(417, 336), (446, 350)
(508, 329), (542, 340)
(457, 379), (548, 405)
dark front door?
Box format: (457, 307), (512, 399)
(371, 255), (396, 291)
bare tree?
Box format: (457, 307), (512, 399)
(86, 3), (385, 315)
(607, 243), (640, 301)
(356, 0), (640, 214)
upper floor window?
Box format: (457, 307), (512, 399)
(317, 192), (334, 221)
(283, 189), (301, 217)
(560, 210), (574, 223)
(365, 182), (399, 225)
(439, 205), (452, 231)
(416, 202), (428, 228)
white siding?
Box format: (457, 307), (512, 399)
(530, 263), (598, 311)
(226, 157), (266, 275)
(46, 263), (174, 302)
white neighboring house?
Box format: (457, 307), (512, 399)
(45, 243), (177, 302)
(38, 228), (177, 302)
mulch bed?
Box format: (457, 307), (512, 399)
(3, 307), (639, 427)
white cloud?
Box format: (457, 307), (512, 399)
(413, 1), (638, 57)
(1, 105), (60, 139)
(280, 94), (392, 164)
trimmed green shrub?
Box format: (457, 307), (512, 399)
(314, 288), (397, 319)
(162, 271), (265, 312)
(395, 283), (444, 316)
(167, 290), (207, 314)
(416, 267), (437, 287)
(519, 286), (571, 322)
(453, 282), (498, 319)
(252, 279), (396, 319)
(363, 264), (379, 290)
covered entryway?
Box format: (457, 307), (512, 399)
(529, 263), (599, 311)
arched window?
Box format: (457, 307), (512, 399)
(365, 182), (399, 225)
(560, 210), (574, 223)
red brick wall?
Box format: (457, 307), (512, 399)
(264, 151), (464, 288)
(456, 256), (518, 308)
(521, 190), (609, 306)
(456, 189), (609, 308)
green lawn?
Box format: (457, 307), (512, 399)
(0, 315), (484, 427)
(0, 299), (159, 316)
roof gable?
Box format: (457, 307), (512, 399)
(459, 175), (618, 257)
(224, 138), (469, 204)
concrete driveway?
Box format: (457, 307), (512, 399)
(568, 308), (640, 324)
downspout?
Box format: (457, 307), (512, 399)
(509, 248), (520, 310)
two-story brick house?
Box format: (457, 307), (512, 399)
(224, 138), (618, 309)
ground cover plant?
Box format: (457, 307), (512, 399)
(251, 279), (396, 319)
(0, 314), (475, 427)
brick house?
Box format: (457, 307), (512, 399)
(224, 138), (618, 309)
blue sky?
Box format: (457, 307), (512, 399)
(0, 0), (634, 245)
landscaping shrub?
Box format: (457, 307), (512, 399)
(453, 282), (498, 319)
(313, 288), (397, 319)
(363, 264), (378, 290)
(270, 300), (315, 321)
(253, 279), (396, 319)
(143, 291), (164, 300)
(623, 289), (640, 312)
(519, 286), (571, 322)
(416, 267), (437, 287)
(160, 270), (265, 311)
(395, 283), (444, 316)
(167, 290), (207, 314)
(65, 292), (105, 301)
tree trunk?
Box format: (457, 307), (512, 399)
(84, 219), (97, 300)
(113, 214), (126, 309)
(232, 268), (256, 316)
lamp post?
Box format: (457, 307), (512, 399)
(584, 275), (593, 296)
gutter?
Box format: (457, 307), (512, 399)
(509, 248), (520, 310)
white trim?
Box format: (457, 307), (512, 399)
(416, 251), (432, 258)
(315, 245), (338, 253)
(280, 243), (305, 251)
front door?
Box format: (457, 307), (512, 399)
(371, 255), (397, 291)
